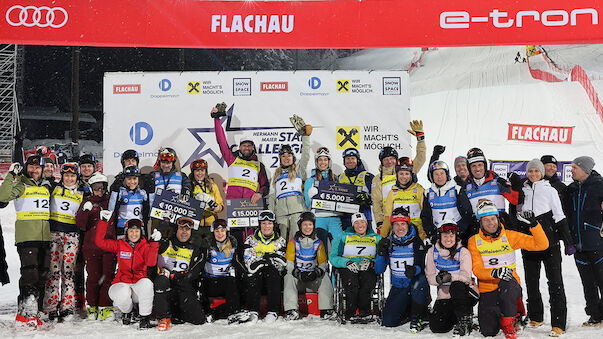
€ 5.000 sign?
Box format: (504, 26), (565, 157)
(103, 71), (410, 180)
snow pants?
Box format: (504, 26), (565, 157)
(382, 275), (429, 327)
(283, 271), (333, 311)
(246, 266), (282, 313)
(429, 281), (479, 333)
(108, 278), (154, 316)
(43, 231), (79, 313)
(277, 212), (302, 241)
(478, 278), (522, 337)
(84, 250), (116, 307)
(522, 245), (567, 330)
(16, 241), (50, 311)
(574, 250), (603, 321)
(153, 275), (205, 324)
(339, 268), (377, 319)
(316, 217), (342, 253)
(202, 276), (240, 319)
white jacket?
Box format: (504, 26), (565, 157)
(517, 179), (565, 223)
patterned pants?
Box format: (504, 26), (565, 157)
(43, 231), (80, 313)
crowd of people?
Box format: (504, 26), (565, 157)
(0, 107), (601, 339)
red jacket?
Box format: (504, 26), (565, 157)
(95, 220), (158, 284)
(76, 194), (111, 255)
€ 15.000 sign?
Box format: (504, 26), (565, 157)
(103, 71), (410, 180)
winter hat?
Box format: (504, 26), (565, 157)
(43, 157), (54, 165)
(351, 212), (367, 226)
(454, 156), (468, 168)
(573, 156), (595, 175)
(526, 158), (545, 177)
(540, 155), (557, 166)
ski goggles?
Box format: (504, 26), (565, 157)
(258, 210), (276, 222)
(211, 219), (229, 232)
(342, 148), (359, 158)
(176, 217), (194, 229)
(440, 223), (458, 234)
(390, 213), (411, 224)
(158, 151), (176, 162)
(190, 159), (208, 171)
(125, 219), (143, 230)
(315, 147), (330, 157)
(61, 162), (79, 175)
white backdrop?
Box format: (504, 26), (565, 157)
(103, 71), (411, 179)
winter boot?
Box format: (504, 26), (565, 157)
(122, 312), (132, 325)
(264, 311), (278, 323)
(321, 309), (338, 321)
(582, 316), (603, 327)
(409, 315), (426, 333)
(285, 310), (300, 321)
(158, 318), (171, 331)
(228, 310), (249, 324)
(501, 316), (517, 339)
(59, 309), (77, 323)
(86, 306), (98, 321)
(245, 311), (259, 324)
(549, 327), (564, 337)
(15, 295), (39, 330)
(453, 315), (472, 336)
(98, 307), (115, 321)
(139, 315), (152, 329)
(529, 320), (544, 328)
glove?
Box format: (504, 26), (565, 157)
(207, 200), (218, 210)
(404, 264), (417, 278)
(300, 270), (317, 282)
(433, 145), (446, 156)
(491, 267), (514, 281)
(292, 268), (302, 279)
(346, 261), (360, 274)
(358, 258), (373, 271)
(354, 192), (372, 207)
(424, 237), (433, 248)
(565, 245), (577, 256)
(9, 162), (22, 176)
(210, 103), (227, 119)
(517, 210), (538, 228)
(508, 172), (522, 191)
(82, 201), (93, 212)
(99, 210), (112, 222)
(377, 238), (391, 256)
(289, 114), (312, 136)
(248, 260), (268, 274)
(407, 120), (424, 141)
(313, 266), (325, 278)
(150, 229), (162, 242)
(265, 253), (287, 268)
(435, 270), (452, 285)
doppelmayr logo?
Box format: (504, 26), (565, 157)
(440, 8), (598, 28)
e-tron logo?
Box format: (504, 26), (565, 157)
(130, 122), (153, 145)
(440, 8), (597, 29)
(308, 77), (321, 89)
(158, 79), (172, 92)
(6, 5), (68, 28)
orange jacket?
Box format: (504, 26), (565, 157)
(468, 222), (549, 293)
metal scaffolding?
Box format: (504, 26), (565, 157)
(0, 44), (19, 162)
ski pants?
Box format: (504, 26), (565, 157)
(315, 217), (342, 253)
(429, 281), (479, 333)
(84, 250), (116, 307)
(574, 250), (603, 321)
(339, 268), (377, 319)
(522, 245), (567, 330)
(202, 276), (240, 319)
(382, 275), (429, 327)
(154, 275), (205, 324)
(17, 241), (51, 310)
(478, 278), (522, 337)
(277, 212), (302, 241)
(283, 271), (334, 312)
(43, 231), (79, 313)
(108, 278), (154, 316)
(74, 230), (86, 311)
(246, 266), (282, 313)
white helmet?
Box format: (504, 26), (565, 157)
(314, 147), (331, 168)
(88, 172), (108, 186)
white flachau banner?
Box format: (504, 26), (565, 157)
(103, 71), (410, 183)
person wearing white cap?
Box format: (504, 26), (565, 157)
(329, 212), (382, 323)
(562, 156), (603, 327)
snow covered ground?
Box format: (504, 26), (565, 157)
(2, 45), (603, 337)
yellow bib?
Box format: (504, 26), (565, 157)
(391, 187), (422, 226)
(342, 234), (377, 258)
(475, 230), (516, 270)
(338, 171), (368, 193)
(157, 243), (194, 272)
(50, 186), (84, 224)
(14, 185), (50, 221)
(381, 174), (396, 203)
(228, 158), (260, 191)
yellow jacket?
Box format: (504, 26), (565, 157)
(382, 182), (426, 239)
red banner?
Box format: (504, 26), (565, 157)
(508, 124), (573, 144)
(1, 1), (602, 48)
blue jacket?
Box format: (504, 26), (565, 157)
(375, 226), (427, 288)
(562, 170), (603, 252)
(329, 228), (382, 268)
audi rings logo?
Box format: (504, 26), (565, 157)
(6, 5), (68, 28)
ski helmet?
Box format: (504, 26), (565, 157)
(210, 218), (230, 232)
(124, 218), (144, 236)
(61, 162), (79, 176)
(379, 146), (399, 163)
(123, 165), (141, 177)
(36, 145), (49, 156)
(467, 147), (487, 167)
(25, 154), (45, 167)
(396, 157), (413, 173)
(176, 216), (194, 230)
(297, 211), (316, 228)
(439, 220), (459, 234)
(342, 147), (362, 167)
(79, 153), (97, 167)
(158, 148), (177, 163)
(476, 199), (499, 220)
(279, 144), (296, 164)
(428, 160), (450, 183)
(390, 206), (411, 225)
(121, 149), (139, 167)
(314, 147), (331, 169)
(190, 159), (208, 172)
(88, 172), (108, 186)
(258, 210), (276, 223)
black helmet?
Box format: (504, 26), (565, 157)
(279, 144), (296, 164)
(342, 147), (362, 167)
(79, 153), (97, 166)
(297, 211), (316, 228)
(26, 154), (45, 167)
(379, 146), (398, 163)
(396, 157), (413, 173)
(123, 165), (141, 177)
(467, 147), (487, 167)
(121, 149), (139, 168)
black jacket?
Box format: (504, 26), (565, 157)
(562, 170), (603, 252)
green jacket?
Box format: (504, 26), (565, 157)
(0, 173), (52, 244)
